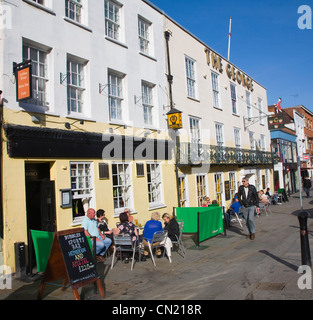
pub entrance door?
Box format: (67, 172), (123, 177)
(25, 163), (56, 273)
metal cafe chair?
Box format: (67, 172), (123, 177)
(110, 234), (141, 271)
(259, 202), (272, 216)
(144, 230), (170, 267)
(171, 219), (186, 258)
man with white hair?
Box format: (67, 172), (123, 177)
(82, 208), (112, 261)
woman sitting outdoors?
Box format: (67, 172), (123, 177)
(162, 213), (180, 242)
(142, 211), (163, 261)
(114, 211), (138, 263)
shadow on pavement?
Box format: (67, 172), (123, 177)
(259, 250), (298, 272)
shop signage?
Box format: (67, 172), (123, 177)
(304, 154), (310, 161)
(268, 115), (284, 129)
(167, 108), (183, 130)
(205, 49), (254, 92)
(14, 60), (32, 102)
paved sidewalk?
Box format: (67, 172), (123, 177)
(1, 192), (313, 301)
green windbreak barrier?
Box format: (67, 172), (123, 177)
(30, 230), (54, 273)
(176, 206), (224, 242)
(198, 208), (224, 242)
(31, 230), (94, 273)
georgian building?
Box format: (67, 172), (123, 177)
(162, 12), (276, 208)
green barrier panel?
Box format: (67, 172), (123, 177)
(30, 230), (54, 273)
(198, 207), (224, 243)
(31, 230), (94, 273)
(176, 207), (211, 233)
(176, 206), (224, 239)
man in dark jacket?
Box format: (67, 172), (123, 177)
(237, 177), (259, 240)
(303, 177), (312, 198)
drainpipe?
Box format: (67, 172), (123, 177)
(164, 31), (181, 208)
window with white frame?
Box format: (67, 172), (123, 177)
(147, 162), (162, 206)
(70, 162), (93, 221)
(23, 43), (49, 107)
(215, 123), (224, 147)
(108, 71), (124, 121)
(189, 117), (202, 160)
(234, 127), (241, 149)
(229, 172), (237, 200)
(214, 173), (224, 206)
(258, 98), (264, 125)
(211, 71), (220, 108)
(179, 175), (188, 207)
(65, 0), (83, 23)
(230, 83), (237, 114)
(189, 117), (201, 144)
(185, 56), (196, 99)
(196, 174), (206, 207)
(105, 0), (121, 41)
(260, 134), (266, 151)
(67, 58), (85, 115)
(112, 163), (132, 212)
(142, 81), (154, 126)
(249, 131), (256, 150)
(246, 91), (252, 120)
(138, 17), (151, 55)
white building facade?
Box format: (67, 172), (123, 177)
(0, 0), (177, 273)
(162, 13), (275, 208)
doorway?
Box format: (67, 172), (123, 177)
(25, 162), (56, 273)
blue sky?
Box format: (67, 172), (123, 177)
(149, 0), (313, 112)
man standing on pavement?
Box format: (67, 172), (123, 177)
(303, 176), (312, 198)
(237, 177), (259, 240)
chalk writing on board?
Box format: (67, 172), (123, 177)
(58, 231), (97, 285)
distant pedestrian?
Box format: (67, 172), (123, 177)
(237, 177), (260, 240)
(303, 177), (312, 198)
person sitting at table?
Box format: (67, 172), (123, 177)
(114, 211), (138, 263)
(96, 209), (114, 242)
(142, 211), (163, 261)
(201, 197), (210, 207)
(124, 207), (134, 223)
(265, 187), (278, 205)
(162, 213), (180, 241)
(82, 208), (112, 262)
(258, 190), (269, 204)
(230, 197), (242, 217)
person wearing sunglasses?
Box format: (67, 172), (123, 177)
(237, 178), (260, 240)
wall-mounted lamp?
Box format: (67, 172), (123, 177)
(65, 119), (84, 129)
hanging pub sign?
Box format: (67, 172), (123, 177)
(268, 115), (284, 130)
(167, 108), (183, 130)
(13, 60), (32, 102)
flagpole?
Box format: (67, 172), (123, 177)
(227, 17), (232, 61)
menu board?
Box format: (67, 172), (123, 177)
(38, 228), (104, 300)
(58, 230), (97, 285)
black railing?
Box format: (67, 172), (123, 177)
(176, 143), (279, 166)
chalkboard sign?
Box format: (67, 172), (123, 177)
(38, 228), (105, 300)
(58, 230), (97, 285)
